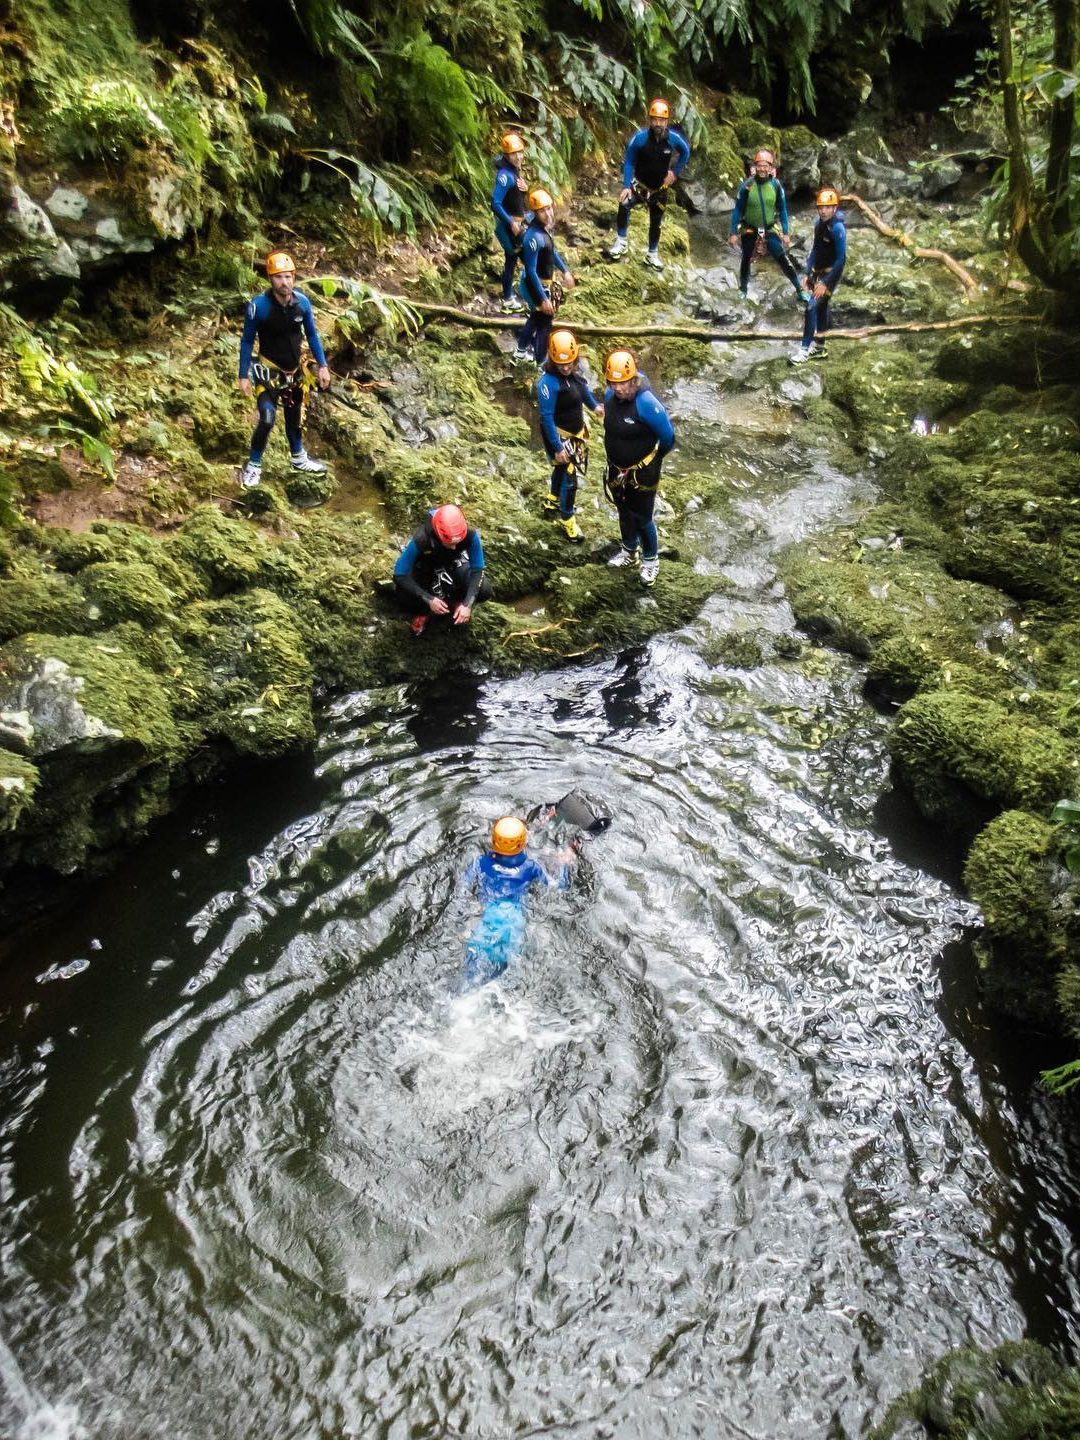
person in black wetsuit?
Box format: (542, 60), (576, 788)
(237, 250), (331, 488)
(392, 504), (492, 637)
(791, 187), (848, 364)
(602, 349), (676, 588)
(608, 99), (691, 273)
(536, 328), (603, 543)
(491, 131), (528, 313)
(514, 188), (576, 366)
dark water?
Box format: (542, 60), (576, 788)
(3, 289), (1080, 1439)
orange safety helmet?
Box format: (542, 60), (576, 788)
(605, 349), (638, 383)
(500, 131), (525, 155)
(528, 187), (555, 212)
(816, 187), (840, 207)
(266, 251), (297, 277)
(548, 329), (579, 365)
(492, 817), (528, 856)
(648, 98), (670, 120)
(431, 503), (468, 547)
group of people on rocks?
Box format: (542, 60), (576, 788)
(232, 106), (846, 629)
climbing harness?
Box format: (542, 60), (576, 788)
(252, 360), (316, 407)
(549, 272), (566, 314)
(557, 424), (589, 478)
(604, 444), (660, 503)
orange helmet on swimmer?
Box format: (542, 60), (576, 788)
(604, 349), (638, 383)
(266, 251), (297, 276)
(492, 817), (528, 856)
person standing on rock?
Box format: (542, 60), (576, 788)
(237, 251), (331, 489)
(514, 188), (576, 365)
(790, 187), (847, 365)
(492, 131), (529, 313)
(602, 349), (675, 587)
(608, 99), (690, 273)
(392, 503), (492, 637)
(537, 329), (603, 543)
(728, 149), (810, 304)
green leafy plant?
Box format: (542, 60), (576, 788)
(318, 276), (422, 338)
(1052, 798), (1080, 873)
(299, 148), (439, 237)
(54, 78), (170, 164)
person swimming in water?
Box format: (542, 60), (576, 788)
(460, 816), (578, 987)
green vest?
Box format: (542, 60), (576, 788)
(743, 178), (780, 230)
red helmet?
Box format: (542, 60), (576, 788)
(432, 504), (468, 546)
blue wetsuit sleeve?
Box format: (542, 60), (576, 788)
(467, 530), (485, 569)
(297, 294), (328, 367)
(492, 168), (515, 226)
(522, 229), (547, 308)
(730, 182), (748, 234)
(537, 373), (561, 455)
(393, 538), (421, 579)
(623, 130), (647, 187)
(637, 390), (675, 456)
(776, 182), (791, 235)
(823, 220), (847, 291)
(238, 297), (260, 379)
(584, 385), (600, 412)
(671, 130), (691, 175)
(604, 385), (614, 404)
(552, 242), (569, 276)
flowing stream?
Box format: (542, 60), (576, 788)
(3, 228), (1080, 1440)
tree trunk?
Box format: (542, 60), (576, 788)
(1046, 0), (1079, 235)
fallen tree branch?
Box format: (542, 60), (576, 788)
(503, 619), (578, 642)
(841, 193), (979, 293)
(406, 301), (1042, 343)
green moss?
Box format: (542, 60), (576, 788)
(79, 560), (177, 625)
(965, 810), (1055, 944)
(0, 749), (40, 835)
(869, 1341), (1080, 1440)
(0, 574), (92, 644)
(167, 504), (269, 593)
(178, 589), (315, 756)
(889, 690), (1076, 829)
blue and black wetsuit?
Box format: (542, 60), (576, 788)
(238, 289), (328, 462)
(730, 176), (804, 296)
(537, 362), (601, 518)
(392, 510), (491, 616)
(492, 157), (527, 300)
(616, 126), (691, 250)
(461, 847), (569, 984)
(802, 210), (847, 349)
(517, 219), (570, 362)
(603, 377), (675, 560)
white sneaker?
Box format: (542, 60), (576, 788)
(640, 556), (660, 586)
(500, 295), (525, 313)
(644, 250), (664, 272)
(609, 235), (628, 258)
(788, 348), (813, 366)
(290, 450), (327, 473)
(512, 347), (534, 364)
(239, 461), (262, 489)
(608, 546), (640, 568)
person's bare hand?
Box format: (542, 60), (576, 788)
(727, 233), (740, 251)
(238, 378), (253, 398)
(813, 281), (828, 300)
(540, 299), (554, 316)
(619, 187), (633, 204)
(453, 603), (472, 625)
(429, 597), (450, 616)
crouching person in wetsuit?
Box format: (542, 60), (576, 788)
(392, 503), (492, 637)
(461, 817), (577, 987)
(514, 188), (576, 365)
(237, 251), (332, 488)
(728, 151), (810, 304)
(492, 131), (528, 313)
(603, 350), (675, 588)
(537, 329), (603, 543)
(608, 98), (690, 272)
(791, 187), (847, 365)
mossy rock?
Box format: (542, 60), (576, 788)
(167, 504), (269, 593)
(46, 521), (206, 598)
(936, 327), (1080, 389)
(965, 809), (1055, 945)
(178, 589), (315, 756)
(79, 560), (177, 625)
(284, 470), (337, 509)
(869, 1340), (1080, 1440)
(0, 573), (93, 644)
(889, 689), (1077, 830)
(0, 749), (40, 834)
